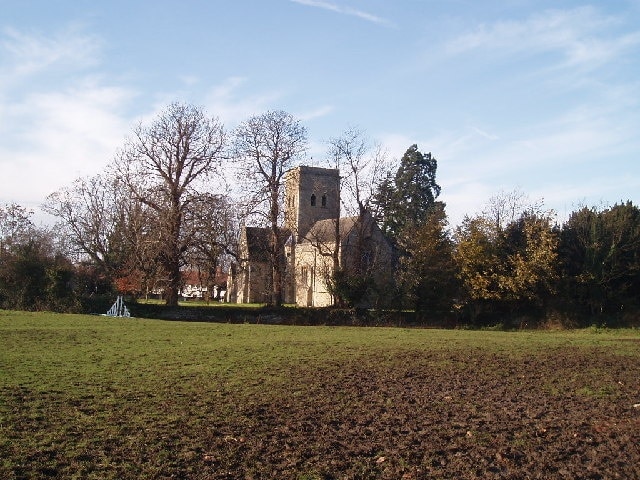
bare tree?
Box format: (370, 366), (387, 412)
(115, 102), (226, 306)
(323, 127), (391, 305)
(233, 110), (307, 306)
(0, 203), (36, 253)
(483, 188), (543, 233)
(327, 127), (389, 268)
(44, 174), (131, 276)
(46, 171), (168, 297)
(186, 193), (240, 300)
(328, 127), (388, 220)
(117, 197), (164, 298)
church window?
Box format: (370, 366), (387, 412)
(321, 194), (327, 208)
(310, 194), (316, 206)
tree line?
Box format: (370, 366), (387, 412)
(369, 144), (640, 326)
(1, 102), (638, 327)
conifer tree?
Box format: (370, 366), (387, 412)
(373, 144), (440, 242)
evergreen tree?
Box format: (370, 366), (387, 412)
(373, 144), (440, 241)
(559, 201), (640, 319)
(400, 202), (459, 315)
(0, 204), (78, 312)
(372, 145), (448, 314)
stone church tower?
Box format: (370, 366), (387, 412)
(284, 166), (340, 240)
(283, 166), (340, 305)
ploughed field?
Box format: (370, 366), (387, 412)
(1, 312), (639, 479)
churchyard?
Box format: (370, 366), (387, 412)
(1, 310), (639, 479)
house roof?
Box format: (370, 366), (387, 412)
(182, 268), (228, 287)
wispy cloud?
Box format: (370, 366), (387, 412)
(0, 27), (135, 211)
(204, 77), (334, 131)
(0, 25), (101, 80)
(290, 0), (393, 26)
(0, 84), (135, 210)
(379, 86), (640, 227)
(204, 76), (283, 126)
(471, 126), (499, 141)
(445, 6), (640, 70)
(296, 104), (334, 121)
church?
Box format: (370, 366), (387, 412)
(227, 165), (394, 307)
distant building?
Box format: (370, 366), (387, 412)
(227, 166), (394, 307)
(180, 267), (228, 301)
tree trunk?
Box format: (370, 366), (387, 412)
(164, 205), (182, 307)
(270, 223), (283, 306)
(164, 255), (181, 306)
(272, 260), (283, 307)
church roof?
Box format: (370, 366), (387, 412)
(242, 226), (292, 261)
(243, 226), (271, 261)
(302, 216), (359, 244)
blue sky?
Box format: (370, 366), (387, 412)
(1, 0), (639, 226)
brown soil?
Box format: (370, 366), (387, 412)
(202, 348), (640, 479)
(3, 348), (640, 479)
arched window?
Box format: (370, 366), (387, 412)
(321, 194), (327, 208)
(310, 194), (316, 206)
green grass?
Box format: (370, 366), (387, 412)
(2, 309), (638, 394)
(135, 298), (269, 308)
(1, 310), (639, 478)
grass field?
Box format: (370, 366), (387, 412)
(135, 299), (270, 308)
(1, 311), (639, 479)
